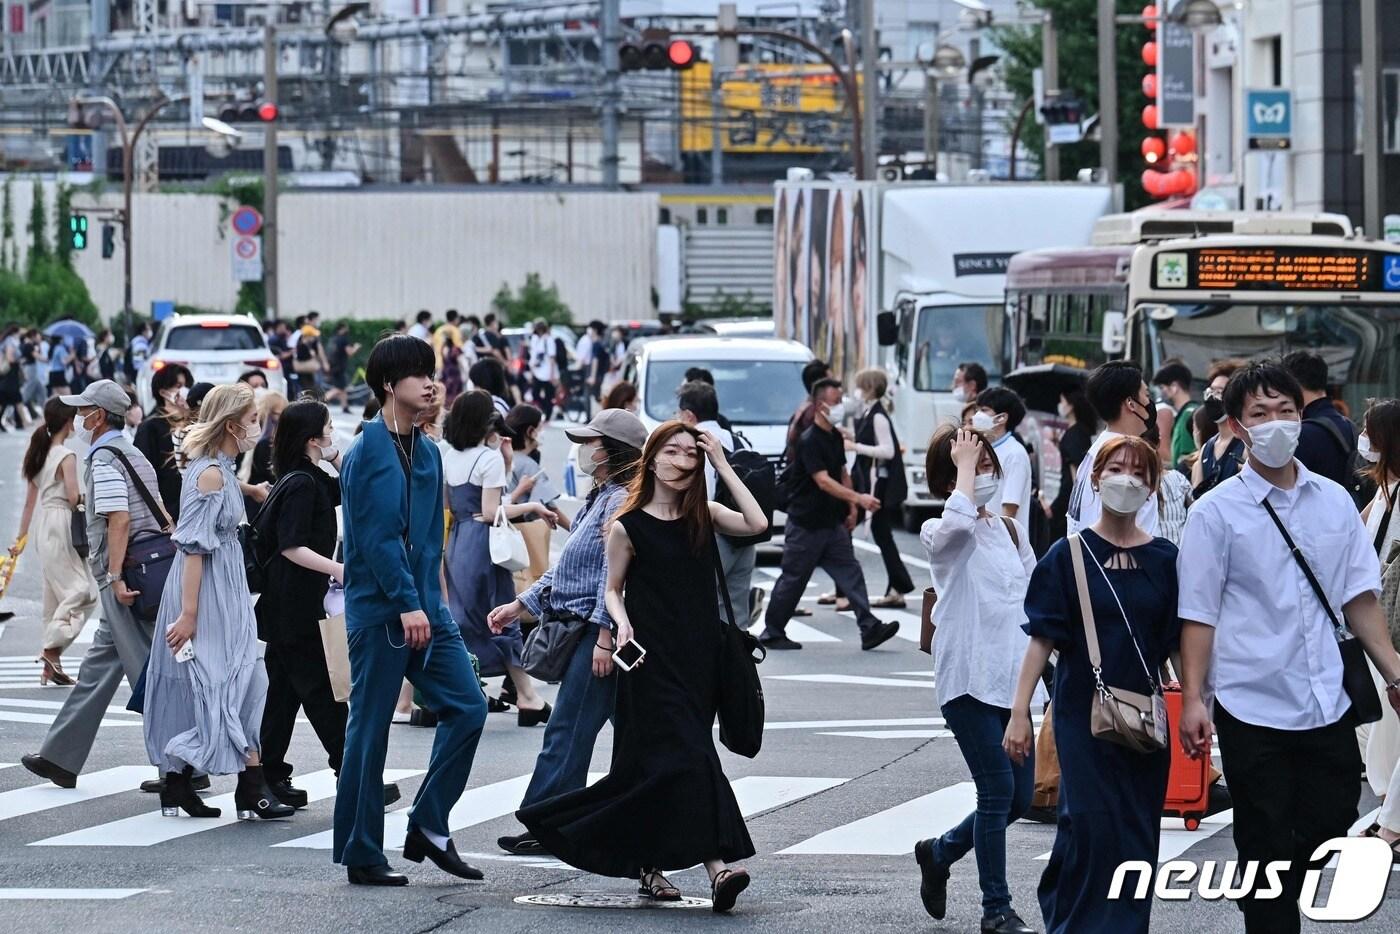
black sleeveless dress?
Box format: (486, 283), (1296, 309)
(517, 509), (755, 876)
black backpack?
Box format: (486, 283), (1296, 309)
(1307, 416), (1375, 510)
(717, 430), (776, 547)
(239, 470), (312, 593)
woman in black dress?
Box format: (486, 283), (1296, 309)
(518, 420), (768, 913)
(1050, 389), (1095, 542)
(847, 368), (912, 607)
(134, 362), (193, 521)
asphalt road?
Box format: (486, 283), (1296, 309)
(0, 413), (1395, 933)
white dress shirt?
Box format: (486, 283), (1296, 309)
(992, 432), (1032, 521)
(1067, 430), (1160, 536)
(1177, 460), (1381, 730)
(696, 419), (734, 499)
(921, 491), (1042, 709)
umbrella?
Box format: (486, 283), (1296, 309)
(1002, 363), (1090, 415)
(43, 319), (95, 343)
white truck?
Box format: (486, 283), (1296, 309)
(771, 179), (1113, 527)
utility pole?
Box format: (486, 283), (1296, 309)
(923, 71), (939, 175)
(1360, 0), (1384, 237)
(1042, 14), (1060, 182)
(600, 0), (621, 188)
(88, 0), (110, 181)
(712, 3), (738, 187)
(1096, 0), (1118, 186)
(860, 0), (878, 178)
(263, 24), (279, 321)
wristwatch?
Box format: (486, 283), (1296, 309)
(1386, 676), (1400, 693)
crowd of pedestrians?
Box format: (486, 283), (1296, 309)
(6, 310), (1400, 930)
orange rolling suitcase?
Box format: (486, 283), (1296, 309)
(1161, 684), (1211, 830)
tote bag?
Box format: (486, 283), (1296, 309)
(490, 506), (529, 571)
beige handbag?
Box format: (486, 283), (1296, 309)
(319, 613), (351, 703)
(1068, 534), (1167, 754)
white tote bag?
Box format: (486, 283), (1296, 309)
(489, 506), (530, 571)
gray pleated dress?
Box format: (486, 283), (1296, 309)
(143, 453), (267, 776)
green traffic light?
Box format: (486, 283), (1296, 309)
(70, 214), (88, 250)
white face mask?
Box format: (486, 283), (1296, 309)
(1099, 474), (1151, 516)
(71, 413), (94, 447)
(1057, 399), (1072, 419)
(315, 429), (337, 461)
(253, 386), (269, 405)
(852, 388), (865, 403)
(233, 422), (259, 454)
(1359, 432), (1381, 464)
(825, 402), (847, 425)
(1244, 418), (1301, 469)
(972, 472), (1000, 507)
(577, 441), (602, 477)
(970, 410), (997, 434)
(951, 385), (968, 404)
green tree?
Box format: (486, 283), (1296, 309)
(491, 273), (573, 327)
(26, 180), (49, 273)
(994, 0), (1155, 208)
(55, 184), (74, 270)
(1, 178), (15, 272)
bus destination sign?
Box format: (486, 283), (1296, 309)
(1152, 246), (1400, 293)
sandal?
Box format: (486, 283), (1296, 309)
(834, 600), (852, 613)
(816, 593), (839, 605)
(871, 594), (908, 609)
(639, 869), (681, 901)
(710, 868), (750, 913)
(1359, 821), (1381, 838)
(1390, 837), (1400, 864)
(791, 607), (814, 617)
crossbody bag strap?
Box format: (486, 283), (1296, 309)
(94, 446), (170, 532)
(1374, 485), (1397, 555)
(709, 535), (738, 630)
(1000, 515), (1019, 550)
(1067, 534), (1104, 671)
(1261, 498), (1346, 638)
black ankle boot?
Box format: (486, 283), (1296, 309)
(234, 765), (296, 820)
(160, 768), (221, 818)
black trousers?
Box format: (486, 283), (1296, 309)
(762, 521), (878, 639)
(260, 630), (348, 786)
(1213, 702), (1361, 934)
(531, 378), (556, 418)
(869, 505), (914, 595)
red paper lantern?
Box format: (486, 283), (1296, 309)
(1142, 104), (1159, 130)
(1142, 41), (1158, 67)
(1142, 5), (1159, 27)
(1141, 136), (1166, 163)
(1142, 73), (1158, 98)
(1177, 168), (1198, 196)
(1170, 132), (1197, 157)
(1142, 170), (1165, 197)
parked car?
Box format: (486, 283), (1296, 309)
(688, 318), (777, 340)
(136, 314), (286, 411)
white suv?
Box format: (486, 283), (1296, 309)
(136, 314), (286, 411)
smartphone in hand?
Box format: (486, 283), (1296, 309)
(611, 639), (646, 672)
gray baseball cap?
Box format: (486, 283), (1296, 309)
(565, 408), (647, 450)
(60, 379), (131, 416)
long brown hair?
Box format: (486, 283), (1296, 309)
(1365, 399), (1400, 508)
(23, 398), (76, 483)
(614, 420), (712, 554)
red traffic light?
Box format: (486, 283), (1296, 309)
(257, 101), (279, 122)
(667, 40), (696, 69)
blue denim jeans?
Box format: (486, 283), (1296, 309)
(520, 629), (617, 808)
(931, 693), (1035, 918)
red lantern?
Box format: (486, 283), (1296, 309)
(1142, 104), (1159, 130)
(1170, 132), (1197, 157)
(1142, 170), (1165, 197)
(1142, 4), (1159, 27)
(1141, 136), (1166, 164)
(1178, 168), (1198, 196)
(1142, 73), (1158, 98)
(1142, 41), (1158, 67)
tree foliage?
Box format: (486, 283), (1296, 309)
(0, 182), (99, 328)
(994, 0), (1154, 208)
(492, 273), (573, 327)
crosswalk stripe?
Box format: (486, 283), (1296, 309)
(730, 776), (847, 816)
(0, 767), (153, 823)
(0, 698), (134, 715)
(769, 674), (938, 689)
(746, 620), (841, 644)
(30, 768), (423, 848)
(876, 609), (922, 641)
(0, 888), (148, 900)
(851, 538), (931, 570)
(820, 730), (955, 739)
(0, 709), (141, 728)
(779, 782), (978, 855)
(1032, 810), (1234, 863)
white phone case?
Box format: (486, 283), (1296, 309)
(611, 639), (646, 672)
(175, 640), (195, 663)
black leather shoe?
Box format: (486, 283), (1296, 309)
(517, 703), (551, 728)
(981, 910), (1036, 933)
(383, 782), (402, 808)
(497, 831), (547, 856)
(347, 865), (409, 886)
(141, 773), (210, 794)
(860, 620), (900, 651)
(403, 827), (484, 880)
(1022, 805), (1057, 824)
(914, 838), (949, 920)
(271, 779), (309, 809)
(21, 754), (76, 789)
(409, 707), (438, 728)
(234, 766), (296, 820)
(759, 634), (803, 651)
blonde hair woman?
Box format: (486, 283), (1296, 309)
(142, 383), (295, 822)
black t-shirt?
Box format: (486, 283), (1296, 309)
(389, 429), (415, 479)
(133, 415), (181, 522)
(787, 423), (848, 530)
(328, 335), (350, 373)
(256, 466), (342, 637)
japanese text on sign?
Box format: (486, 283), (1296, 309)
(1193, 248), (1368, 291)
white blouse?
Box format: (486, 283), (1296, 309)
(1365, 480), (1400, 561)
(440, 441), (506, 489)
(920, 490), (1041, 709)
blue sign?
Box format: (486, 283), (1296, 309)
(151, 301), (175, 321)
(1384, 256), (1400, 292)
(1246, 89), (1292, 138)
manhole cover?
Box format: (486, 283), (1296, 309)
(514, 893), (712, 910)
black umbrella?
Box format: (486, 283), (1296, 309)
(1002, 364), (1089, 415)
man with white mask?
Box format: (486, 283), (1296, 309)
(1177, 360), (1400, 934)
(1068, 361), (1160, 536)
(951, 361), (987, 406)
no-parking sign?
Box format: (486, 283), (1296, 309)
(231, 234), (263, 282)
(231, 205), (263, 236)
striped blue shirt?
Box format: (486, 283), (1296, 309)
(518, 481), (627, 630)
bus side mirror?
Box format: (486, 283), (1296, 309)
(876, 311), (898, 346)
(1101, 311), (1126, 356)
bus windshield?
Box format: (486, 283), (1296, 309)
(1151, 302), (1400, 414)
(901, 304), (1003, 392)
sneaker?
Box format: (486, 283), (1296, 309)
(913, 838), (949, 919)
(860, 620), (900, 651)
(981, 910), (1036, 933)
(759, 634), (803, 651)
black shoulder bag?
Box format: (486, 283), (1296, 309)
(1262, 499), (1383, 725)
(96, 447), (176, 623)
(711, 537), (766, 758)
(521, 588), (592, 682)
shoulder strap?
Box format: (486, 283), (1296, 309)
(709, 535), (738, 631)
(94, 446), (170, 532)
(1305, 415), (1353, 457)
(1261, 498), (1346, 638)
(1000, 514), (1019, 549)
(1374, 485), (1397, 555)
(1067, 534), (1104, 671)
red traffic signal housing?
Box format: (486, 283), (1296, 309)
(666, 40), (696, 69)
(218, 101), (279, 123)
(257, 101), (279, 122)
(619, 36), (698, 71)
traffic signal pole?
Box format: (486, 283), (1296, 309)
(263, 23), (280, 319)
(600, 0), (620, 189)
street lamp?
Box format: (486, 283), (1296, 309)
(1168, 0), (1223, 32)
(918, 44), (964, 176)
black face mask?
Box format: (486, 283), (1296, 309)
(1130, 395), (1157, 433)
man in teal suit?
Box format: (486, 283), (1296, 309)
(333, 335), (488, 886)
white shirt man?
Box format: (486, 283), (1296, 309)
(527, 332), (557, 384)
